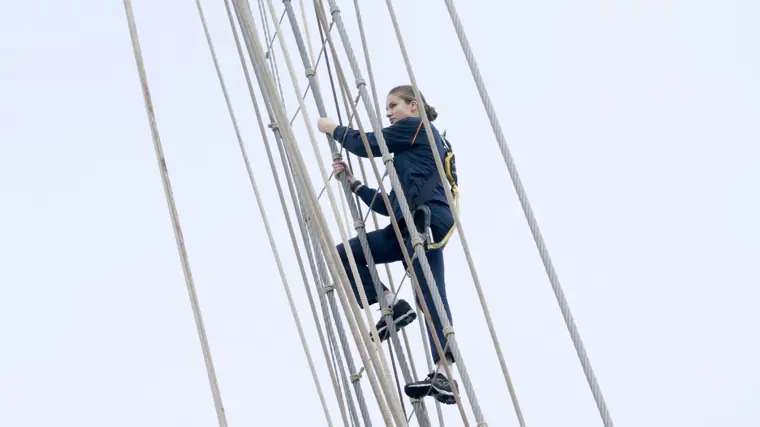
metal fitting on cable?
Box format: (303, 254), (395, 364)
(355, 77), (366, 90)
(268, 122), (279, 131)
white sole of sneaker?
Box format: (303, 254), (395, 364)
(377, 309), (417, 338)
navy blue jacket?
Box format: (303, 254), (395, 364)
(332, 117), (450, 223)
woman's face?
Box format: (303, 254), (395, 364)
(385, 93), (418, 124)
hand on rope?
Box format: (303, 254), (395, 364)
(317, 116), (338, 135)
(332, 161), (355, 184)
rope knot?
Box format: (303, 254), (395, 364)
(381, 307), (393, 316)
(330, 4), (340, 14)
(353, 219), (365, 229)
(349, 366), (364, 383)
(305, 67), (316, 78)
(268, 122), (279, 131)
(443, 326), (455, 337)
(321, 284), (335, 295)
(355, 77), (366, 89)
(332, 152), (342, 162)
(411, 235), (424, 248)
(381, 154), (393, 164)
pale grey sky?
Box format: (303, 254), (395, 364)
(1, 1), (758, 426)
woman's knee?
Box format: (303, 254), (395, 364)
(336, 242), (347, 262)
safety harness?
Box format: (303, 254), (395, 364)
(406, 121), (459, 251)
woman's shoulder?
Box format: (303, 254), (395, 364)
(391, 117), (440, 135)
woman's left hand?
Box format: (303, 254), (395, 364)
(317, 117), (337, 134)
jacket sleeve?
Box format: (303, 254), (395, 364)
(355, 185), (389, 216)
(332, 118), (422, 158)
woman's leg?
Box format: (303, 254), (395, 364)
(336, 227), (402, 308)
(336, 226), (419, 341)
(403, 203), (458, 404)
(407, 242), (453, 366)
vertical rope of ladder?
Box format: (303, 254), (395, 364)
(348, 0), (446, 424)
(312, 3), (475, 425)
(278, 2), (433, 427)
(231, 2), (408, 426)
(380, 0), (528, 425)
(220, 2), (369, 425)
(324, 49), (424, 423)
(440, 1), (615, 426)
(121, 2), (229, 426)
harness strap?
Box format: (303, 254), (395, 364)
(410, 168), (442, 211)
(404, 121), (459, 251)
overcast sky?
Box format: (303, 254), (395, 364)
(1, 1), (758, 426)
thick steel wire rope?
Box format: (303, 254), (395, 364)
(440, 1), (615, 426)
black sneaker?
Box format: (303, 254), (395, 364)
(404, 372), (458, 405)
(373, 298), (416, 342)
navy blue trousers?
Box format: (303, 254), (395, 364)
(336, 202), (454, 365)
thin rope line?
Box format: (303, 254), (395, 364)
(195, 1), (337, 425)
(121, 2), (228, 427)
(264, 10), (286, 55)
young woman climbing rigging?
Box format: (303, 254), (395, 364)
(317, 85), (458, 405)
